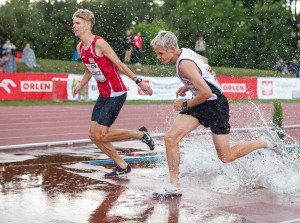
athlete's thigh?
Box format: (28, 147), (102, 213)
(212, 132), (230, 154)
(89, 121), (98, 136)
(167, 114), (200, 140)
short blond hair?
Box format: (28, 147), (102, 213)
(73, 9), (95, 29)
(151, 30), (179, 50)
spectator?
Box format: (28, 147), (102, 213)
(20, 43), (39, 69)
(0, 50), (17, 72)
(288, 58), (299, 76)
(123, 30), (132, 64)
(133, 31), (142, 65)
(71, 50), (79, 61)
(3, 40), (16, 55)
(195, 36), (206, 56)
(275, 58), (289, 75)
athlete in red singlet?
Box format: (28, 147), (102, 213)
(79, 35), (127, 98)
(72, 9), (155, 177)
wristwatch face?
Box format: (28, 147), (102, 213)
(136, 78), (142, 84)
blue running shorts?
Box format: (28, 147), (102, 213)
(91, 93), (127, 127)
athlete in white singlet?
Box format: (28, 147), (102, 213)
(151, 31), (282, 197)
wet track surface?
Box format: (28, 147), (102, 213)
(1, 103), (300, 222)
(1, 140), (300, 223)
(1, 103), (300, 148)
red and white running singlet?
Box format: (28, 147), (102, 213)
(80, 35), (127, 98)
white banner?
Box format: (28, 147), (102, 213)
(122, 75), (192, 100)
(257, 77), (300, 99)
(65, 75), (300, 101)
(66, 74), (192, 101)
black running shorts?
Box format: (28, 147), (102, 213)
(91, 93), (127, 127)
(180, 94), (230, 135)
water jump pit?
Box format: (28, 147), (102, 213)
(1, 134), (300, 223)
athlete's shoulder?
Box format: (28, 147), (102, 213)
(94, 35), (105, 40)
(179, 59), (196, 67)
(95, 36), (108, 47)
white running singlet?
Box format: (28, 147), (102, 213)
(176, 48), (222, 100)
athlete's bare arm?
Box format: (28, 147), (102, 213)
(95, 39), (152, 96)
(72, 43), (93, 97)
(174, 60), (212, 111)
(176, 85), (189, 98)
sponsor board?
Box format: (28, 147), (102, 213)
(257, 78), (300, 99)
(3, 73), (298, 101)
(0, 73), (68, 100)
(217, 77), (258, 99)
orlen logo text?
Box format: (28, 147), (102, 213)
(21, 81), (53, 92)
(221, 83), (246, 93)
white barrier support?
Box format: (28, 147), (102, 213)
(1, 125), (299, 150)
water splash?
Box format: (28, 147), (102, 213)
(177, 102), (300, 195)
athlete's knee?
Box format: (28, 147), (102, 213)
(164, 131), (180, 147)
(217, 152), (235, 163)
(95, 130), (109, 142)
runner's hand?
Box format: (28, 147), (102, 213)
(138, 82), (153, 96)
(176, 86), (188, 98)
(72, 83), (82, 98)
(174, 99), (183, 111)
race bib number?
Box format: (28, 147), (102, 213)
(86, 63), (106, 82)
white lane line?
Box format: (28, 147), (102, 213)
(280, 218), (300, 223)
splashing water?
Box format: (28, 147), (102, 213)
(177, 103), (300, 195)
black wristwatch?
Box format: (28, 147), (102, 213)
(135, 78), (143, 84)
(182, 101), (188, 110)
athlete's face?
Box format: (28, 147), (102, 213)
(153, 45), (174, 64)
(73, 17), (91, 37)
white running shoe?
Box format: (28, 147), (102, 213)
(260, 127), (282, 155)
(153, 184), (182, 198)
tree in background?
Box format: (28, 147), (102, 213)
(158, 0), (294, 69)
(0, 0), (156, 60)
(0, 0), (296, 69)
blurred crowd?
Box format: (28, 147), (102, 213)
(275, 58), (300, 77)
(0, 40), (39, 73)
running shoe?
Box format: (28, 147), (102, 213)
(260, 127), (282, 155)
(153, 184), (183, 198)
(139, 126), (155, 150)
(104, 165), (131, 177)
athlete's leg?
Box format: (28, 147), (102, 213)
(212, 133), (267, 163)
(164, 114), (200, 188)
(124, 51), (129, 63)
(125, 50), (131, 63)
(127, 50), (131, 62)
(89, 121), (143, 168)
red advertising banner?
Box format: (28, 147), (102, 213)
(0, 72), (68, 100)
(1, 73), (259, 101)
(217, 76), (258, 99)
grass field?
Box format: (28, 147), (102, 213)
(16, 58), (297, 78)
